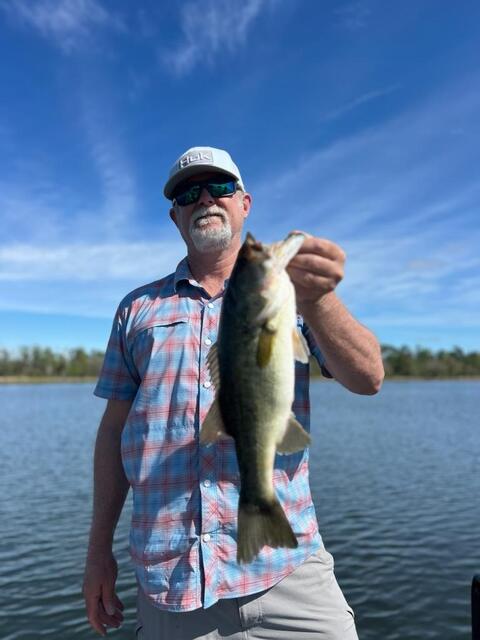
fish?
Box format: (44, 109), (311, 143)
(200, 231), (312, 564)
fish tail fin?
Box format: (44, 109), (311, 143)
(237, 496), (298, 564)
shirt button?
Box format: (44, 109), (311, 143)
(203, 533), (211, 542)
(203, 381), (212, 389)
(203, 479), (211, 487)
(207, 303), (214, 309)
(205, 338), (212, 346)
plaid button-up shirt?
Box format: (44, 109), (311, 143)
(94, 258), (326, 611)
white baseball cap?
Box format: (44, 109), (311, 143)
(164, 146), (245, 200)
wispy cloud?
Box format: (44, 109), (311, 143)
(0, 82), (180, 318)
(1, 0), (124, 53)
(320, 85), (400, 121)
(79, 92), (138, 240)
(163, 0), (272, 75)
(334, 1), (371, 31)
(249, 75), (480, 340)
(0, 241), (186, 320)
(0, 242), (185, 282)
(0, 85), (140, 245)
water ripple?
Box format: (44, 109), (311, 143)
(0, 381), (478, 639)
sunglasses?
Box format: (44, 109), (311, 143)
(172, 177), (238, 206)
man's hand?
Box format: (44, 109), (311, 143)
(83, 550), (124, 636)
(287, 232), (345, 309)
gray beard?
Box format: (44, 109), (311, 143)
(189, 205), (233, 253)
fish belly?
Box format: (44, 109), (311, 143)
(220, 290), (299, 562)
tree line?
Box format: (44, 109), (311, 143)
(381, 345), (480, 377)
(0, 347), (104, 378)
(312, 345), (480, 378)
(0, 345), (479, 379)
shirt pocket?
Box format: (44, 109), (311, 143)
(129, 318), (198, 411)
(130, 317), (190, 372)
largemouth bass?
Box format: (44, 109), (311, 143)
(200, 231), (312, 564)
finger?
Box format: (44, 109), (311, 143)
(114, 594), (125, 611)
(85, 601), (107, 637)
(295, 236), (346, 261)
(99, 579), (123, 627)
(287, 258), (343, 284)
(100, 605), (124, 624)
(288, 252), (341, 274)
(287, 267), (338, 292)
(98, 601), (122, 628)
(102, 582), (118, 616)
(289, 230), (345, 262)
(85, 593), (106, 636)
(112, 607), (124, 623)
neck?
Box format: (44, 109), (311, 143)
(187, 239), (241, 297)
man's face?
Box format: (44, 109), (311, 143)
(169, 172), (251, 254)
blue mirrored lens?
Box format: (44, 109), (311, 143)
(174, 179), (236, 206)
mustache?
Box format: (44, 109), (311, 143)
(190, 205), (227, 226)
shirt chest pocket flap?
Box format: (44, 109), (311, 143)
(129, 316), (190, 377)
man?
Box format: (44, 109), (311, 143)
(83, 146), (384, 639)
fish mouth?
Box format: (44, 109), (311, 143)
(270, 233), (305, 269)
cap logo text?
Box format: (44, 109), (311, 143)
(179, 151), (213, 169)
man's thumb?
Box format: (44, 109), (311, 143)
(102, 586), (116, 616)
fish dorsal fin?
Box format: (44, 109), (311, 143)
(276, 413), (311, 454)
(206, 342), (220, 390)
(199, 397), (230, 444)
(292, 328), (310, 364)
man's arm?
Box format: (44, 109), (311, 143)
(301, 292), (384, 395)
(287, 232), (384, 395)
(83, 398), (133, 637)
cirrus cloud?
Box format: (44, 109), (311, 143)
(1, 0), (125, 53)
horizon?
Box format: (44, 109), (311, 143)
(1, 341), (479, 359)
(1, 1), (479, 352)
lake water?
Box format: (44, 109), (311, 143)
(0, 380), (478, 639)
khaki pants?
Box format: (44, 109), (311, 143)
(136, 547), (358, 639)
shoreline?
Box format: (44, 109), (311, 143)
(0, 376), (98, 384)
(1, 375), (479, 385)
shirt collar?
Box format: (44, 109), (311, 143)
(173, 257), (229, 298)
(173, 257), (198, 292)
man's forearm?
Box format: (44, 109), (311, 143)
(87, 420), (130, 554)
(300, 292), (384, 395)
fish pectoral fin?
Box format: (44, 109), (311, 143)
(276, 413), (311, 454)
(257, 326), (276, 368)
(255, 298), (279, 326)
(292, 328), (310, 364)
(199, 397), (230, 445)
(206, 342), (220, 390)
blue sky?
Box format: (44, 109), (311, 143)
(0, 0), (479, 352)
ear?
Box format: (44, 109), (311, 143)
(245, 231), (256, 244)
(169, 208), (178, 227)
(240, 192), (252, 220)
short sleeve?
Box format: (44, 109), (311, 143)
(300, 320), (334, 379)
(94, 305), (140, 400)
